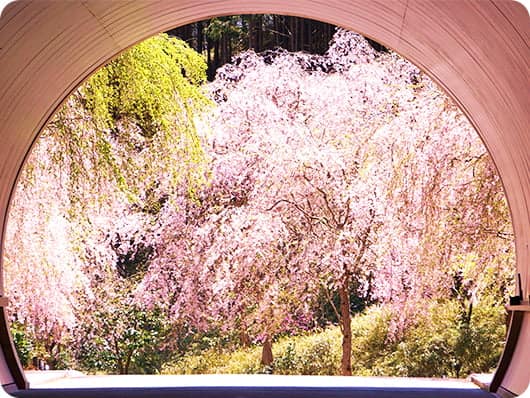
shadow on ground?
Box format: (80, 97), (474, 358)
(12, 386), (494, 398)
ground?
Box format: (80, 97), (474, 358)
(11, 373), (494, 398)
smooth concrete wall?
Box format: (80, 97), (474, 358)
(0, 0), (528, 394)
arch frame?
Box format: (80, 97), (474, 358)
(0, 0), (528, 394)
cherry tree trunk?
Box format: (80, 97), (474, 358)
(339, 285), (353, 376)
(240, 331), (251, 347)
(261, 335), (274, 368)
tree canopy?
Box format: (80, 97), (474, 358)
(4, 28), (513, 377)
(5, 33), (210, 372)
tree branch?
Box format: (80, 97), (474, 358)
(321, 282), (342, 332)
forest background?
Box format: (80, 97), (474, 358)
(4, 15), (514, 379)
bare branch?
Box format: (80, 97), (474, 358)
(302, 171), (339, 228)
(321, 282), (342, 332)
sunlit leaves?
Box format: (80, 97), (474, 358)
(5, 29), (513, 373)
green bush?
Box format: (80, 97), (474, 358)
(349, 300), (506, 378)
(75, 304), (172, 374)
(10, 321), (76, 370)
(10, 322), (33, 368)
(164, 328), (341, 375)
(163, 346), (262, 374)
(149, 299), (507, 378)
(350, 306), (396, 376)
(273, 330), (341, 375)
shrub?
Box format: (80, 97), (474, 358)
(353, 300), (506, 378)
(163, 300), (506, 378)
(11, 322), (33, 368)
(163, 345), (262, 375)
(273, 330), (341, 375)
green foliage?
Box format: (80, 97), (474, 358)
(30, 34), (212, 371)
(453, 297), (507, 376)
(75, 304), (172, 374)
(349, 306), (397, 376)
(205, 17), (243, 42)
(350, 302), (506, 378)
(12, 294), (503, 376)
(83, 34), (208, 138)
(10, 321), (74, 370)
(164, 328), (342, 375)
(10, 322), (33, 368)
(272, 331), (341, 375)
(313, 283), (371, 327)
(163, 300), (505, 378)
(163, 345), (262, 375)
(10, 30), (511, 380)
(43, 33), (211, 209)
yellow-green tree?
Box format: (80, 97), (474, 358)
(5, 33), (211, 370)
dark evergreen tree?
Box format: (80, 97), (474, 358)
(167, 15), (344, 80)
